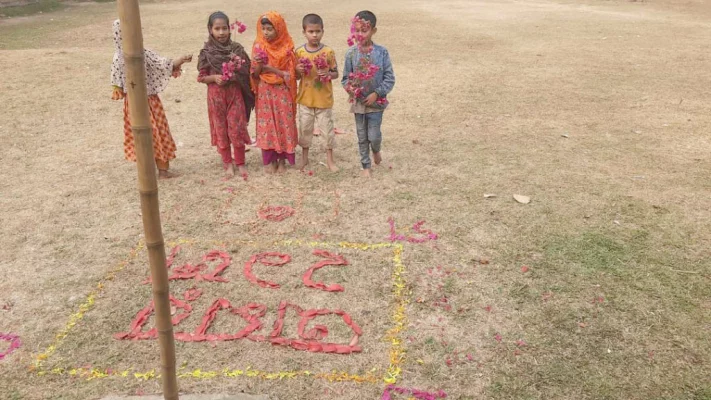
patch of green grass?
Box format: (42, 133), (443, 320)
(443, 276), (457, 295)
(392, 191), (415, 201)
(485, 199), (711, 400)
(548, 231), (626, 273)
(0, 0), (66, 18)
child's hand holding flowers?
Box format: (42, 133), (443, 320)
(213, 75), (225, 86)
(297, 57), (311, 77)
(317, 68), (330, 81)
(313, 53), (331, 83)
(253, 47), (269, 65)
(364, 92), (378, 106)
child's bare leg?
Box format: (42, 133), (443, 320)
(297, 148), (310, 170)
(277, 159), (287, 174)
(233, 143), (248, 178)
(264, 162), (276, 174)
(326, 149), (339, 172)
(237, 164), (248, 177)
(297, 107), (314, 171)
(225, 163), (236, 178)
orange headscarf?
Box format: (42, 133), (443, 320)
(251, 11), (297, 102)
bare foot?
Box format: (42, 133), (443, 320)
(277, 160), (287, 174)
(224, 163), (236, 179)
(264, 163), (277, 174)
(158, 170), (180, 179)
(361, 168), (372, 178)
(326, 150), (338, 172)
(237, 164), (248, 177)
(297, 160), (309, 171)
(373, 151), (382, 165)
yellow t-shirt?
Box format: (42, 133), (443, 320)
(295, 44), (337, 109)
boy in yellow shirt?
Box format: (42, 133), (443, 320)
(295, 14), (339, 171)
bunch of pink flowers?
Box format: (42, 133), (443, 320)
(313, 53), (331, 83)
(253, 47), (269, 64)
(221, 55), (246, 81)
(344, 60), (377, 101)
(230, 21), (247, 34)
(344, 53), (381, 103)
(298, 57), (313, 76)
(347, 16), (367, 47)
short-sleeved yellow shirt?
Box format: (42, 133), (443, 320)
(295, 44), (338, 109)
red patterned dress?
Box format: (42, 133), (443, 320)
(199, 69), (250, 166)
(255, 80), (298, 164)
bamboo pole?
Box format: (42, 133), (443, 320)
(117, 1), (179, 399)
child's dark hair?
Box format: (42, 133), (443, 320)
(261, 17), (274, 27)
(302, 14), (323, 29)
(355, 10), (376, 28)
(208, 11), (229, 29)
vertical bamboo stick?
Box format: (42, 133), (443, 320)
(117, 1), (179, 399)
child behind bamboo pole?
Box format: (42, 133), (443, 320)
(110, 19), (192, 179)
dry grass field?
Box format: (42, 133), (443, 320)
(1, 0), (710, 399)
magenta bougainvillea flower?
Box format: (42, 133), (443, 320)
(313, 53), (332, 83)
(344, 16), (391, 106)
(299, 57), (313, 76)
(230, 21), (247, 34)
(253, 47), (269, 64)
(221, 55), (246, 81)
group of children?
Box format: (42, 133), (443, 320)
(111, 10), (395, 179)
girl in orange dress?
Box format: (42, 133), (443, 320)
(250, 11), (298, 174)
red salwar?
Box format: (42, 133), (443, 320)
(202, 77), (250, 167)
